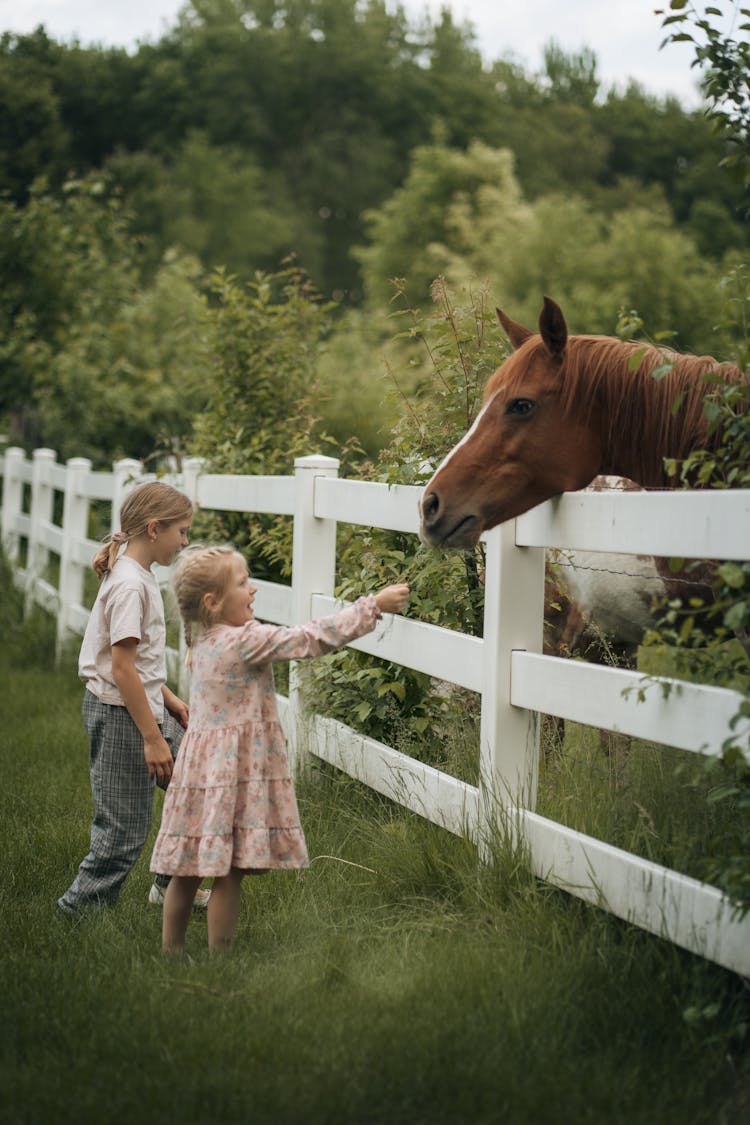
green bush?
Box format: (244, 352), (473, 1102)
(189, 264), (337, 580)
(644, 265), (750, 915)
(305, 279), (504, 750)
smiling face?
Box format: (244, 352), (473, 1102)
(213, 554), (258, 628)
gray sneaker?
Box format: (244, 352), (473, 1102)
(148, 881), (211, 909)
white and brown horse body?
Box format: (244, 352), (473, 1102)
(419, 298), (744, 652)
(547, 477), (665, 653)
(550, 549), (662, 649)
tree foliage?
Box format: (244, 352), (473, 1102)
(356, 138), (739, 356)
(657, 0), (750, 206)
(0, 175), (208, 461)
(1, 0), (747, 301)
(650, 1), (750, 916)
(189, 265), (335, 579)
(305, 279), (505, 748)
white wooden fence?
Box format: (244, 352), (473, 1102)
(3, 445), (750, 976)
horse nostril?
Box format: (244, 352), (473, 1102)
(422, 491), (440, 524)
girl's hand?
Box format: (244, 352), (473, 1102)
(144, 734), (174, 784)
(375, 584), (410, 615)
(163, 686), (189, 728)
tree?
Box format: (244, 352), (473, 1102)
(189, 265), (335, 579)
(35, 250), (209, 465)
(0, 31), (69, 200)
(0, 176), (208, 462)
(355, 138), (736, 355)
(354, 141), (527, 309)
(657, 0), (750, 206)
(1, 1), (746, 308)
(105, 131), (307, 280)
(542, 42), (600, 105)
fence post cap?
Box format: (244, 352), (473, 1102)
(65, 456), (92, 469)
(294, 455), (339, 470)
(32, 447), (57, 461)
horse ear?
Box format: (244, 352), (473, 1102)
(496, 307), (533, 349)
(539, 296), (567, 359)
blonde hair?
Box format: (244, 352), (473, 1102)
(93, 481), (193, 578)
(171, 545), (245, 655)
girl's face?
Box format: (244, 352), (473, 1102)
(152, 517), (192, 567)
(216, 555), (257, 627)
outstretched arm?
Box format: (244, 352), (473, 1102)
(239, 586), (410, 666)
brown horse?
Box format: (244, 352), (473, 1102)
(419, 296), (745, 549)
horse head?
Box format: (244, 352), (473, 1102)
(419, 297), (603, 548)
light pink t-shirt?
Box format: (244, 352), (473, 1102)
(78, 555), (167, 721)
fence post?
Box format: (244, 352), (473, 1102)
(478, 522), (545, 848)
(110, 457), (143, 533)
(177, 457), (205, 698)
(25, 447), (57, 616)
(182, 457), (204, 507)
(2, 446), (26, 568)
(56, 456), (92, 662)
(289, 455), (339, 768)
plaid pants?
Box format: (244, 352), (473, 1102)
(58, 690), (184, 914)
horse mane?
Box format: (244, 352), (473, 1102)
(536, 335), (744, 485)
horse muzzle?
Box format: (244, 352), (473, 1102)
(419, 490), (481, 549)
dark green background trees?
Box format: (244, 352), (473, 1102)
(1, 0), (748, 460)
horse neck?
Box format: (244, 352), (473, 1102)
(567, 337), (740, 488)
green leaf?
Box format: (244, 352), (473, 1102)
(707, 782), (740, 803)
(628, 346), (648, 371)
(377, 680), (406, 701)
(651, 362), (675, 382)
(724, 603), (747, 631)
(717, 562), (746, 589)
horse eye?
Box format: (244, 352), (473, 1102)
(507, 397), (535, 416)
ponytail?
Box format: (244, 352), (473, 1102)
(92, 481), (192, 579)
(92, 538), (123, 579)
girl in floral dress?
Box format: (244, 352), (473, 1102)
(150, 544), (409, 955)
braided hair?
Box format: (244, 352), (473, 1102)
(171, 545), (244, 661)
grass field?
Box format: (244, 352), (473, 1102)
(2, 593), (749, 1125)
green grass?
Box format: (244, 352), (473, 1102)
(2, 597), (749, 1125)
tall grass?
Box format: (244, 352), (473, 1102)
(1, 578), (749, 1125)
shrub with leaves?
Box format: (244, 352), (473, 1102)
(657, 0), (750, 208)
(190, 264), (335, 580)
(642, 264), (750, 914)
(305, 278), (508, 751)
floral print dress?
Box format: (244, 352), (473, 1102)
(150, 597), (380, 876)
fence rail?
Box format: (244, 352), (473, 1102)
(2, 445), (749, 976)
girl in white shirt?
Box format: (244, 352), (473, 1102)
(58, 480), (201, 914)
